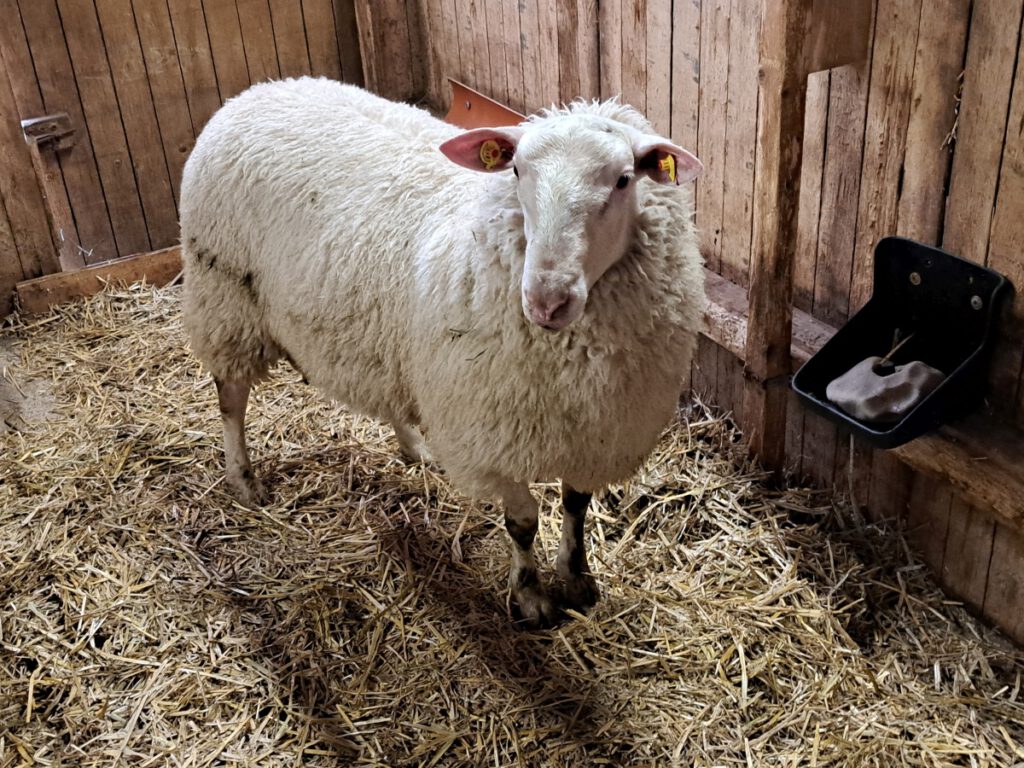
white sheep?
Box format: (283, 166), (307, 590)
(180, 77), (704, 627)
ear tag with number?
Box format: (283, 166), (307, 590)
(658, 153), (677, 184)
(479, 139), (503, 170)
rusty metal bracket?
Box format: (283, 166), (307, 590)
(22, 113), (75, 151)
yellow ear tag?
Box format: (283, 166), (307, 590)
(479, 139), (503, 170)
(658, 153), (677, 183)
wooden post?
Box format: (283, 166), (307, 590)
(21, 114), (85, 271)
(742, 0), (872, 471)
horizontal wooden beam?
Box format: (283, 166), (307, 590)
(703, 267), (1024, 531)
(15, 246), (181, 315)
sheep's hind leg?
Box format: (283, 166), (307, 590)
(500, 481), (558, 628)
(393, 423), (432, 462)
(556, 487), (600, 611)
(216, 378), (269, 507)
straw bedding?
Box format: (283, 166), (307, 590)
(2, 282), (1022, 767)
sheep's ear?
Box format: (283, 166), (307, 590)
(439, 127), (523, 172)
(633, 136), (703, 185)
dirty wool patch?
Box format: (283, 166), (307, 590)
(1, 284), (1023, 767)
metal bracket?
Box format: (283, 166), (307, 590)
(21, 113), (76, 151)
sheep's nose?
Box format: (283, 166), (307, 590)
(524, 290), (571, 327)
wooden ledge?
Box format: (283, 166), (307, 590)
(702, 267), (1024, 530)
(15, 246), (182, 316)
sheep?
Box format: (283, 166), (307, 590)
(180, 77), (705, 628)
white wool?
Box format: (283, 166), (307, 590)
(180, 78), (704, 498)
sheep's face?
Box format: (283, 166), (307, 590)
(440, 113), (701, 331)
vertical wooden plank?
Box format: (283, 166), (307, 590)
(60, 0), (151, 257)
(17, 0), (117, 263)
(556, 0), (580, 103)
(692, 334), (718, 404)
(466, 0), (489, 94)
(942, 0), (1023, 265)
(598, 0), (621, 101)
(451, 0), (476, 91)
(905, 474), (953, 574)
(894, 0), (969, 245)
(355, 0), (416, 100)
(536, 0), (561, 106)
(269, 0), (312, 77)
(669, 0), (700, 151)
(95, 0), (179, 248)
(696, 0), (728, 273)
(811, 61), (872, 328)
(303, 0), (343, 79)
(204, 0), (252, 100)
(353, 0), (377, 89)
(644, 0), (671, 135)
(784, 389), (807, 480)
(619, 0), (646, 111)
(167, 0), (223, 132)
(0, 39), (60, 280)
(719, 0), (760, 288)
(501, 0), (525, 113)
(236, 0), (281, 84)
(485, 0), (508, 104)
(793, 71), (828, 313)
(419, 0), (446, 108)
(982, 523), (1024, 643)
(519, 0), (542, 110)
(0, 0), (45, 114)
(576, 0), (599, 99)
(847, 0), (923, 316)
(866, 450), (912, 523)
(133, 0), (197, 201)
(987, 21), (1024, 423)
(332, 0), (364, 86)
(741, 0), (811, 469)
(940, 501), (995, 611)
(799, 411), (838, 490)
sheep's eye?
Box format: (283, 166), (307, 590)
(615, 174), (631, 190)
(513, 165), (519, 178)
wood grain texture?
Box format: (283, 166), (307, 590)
(60, 0), (151, 257)
(847, 0), (920, 317)
(333, 0), (364, 86)
(536, 0), (561, 107)
(204, 0), (252, 99)
(95, 0), (179, 248)
(133, 0), (196, 201)
(500, 0), (525, 113)
(940, 500), (994, 612)
(270, 0), (312, 77)
(905, 474), (953, 574)
(793, 72), (828, 313)
(167, 0), (223, 133)
(982, 523), (1024, 643)
(484, 0), (508, 104)
(303, 0), (343, 79)
(619, 0), (646, 112)
(644, 0), (671, 135)
(597, 0), (621, 100)
(696, 0), (728, 272)
(719, 0), (760, 287)
(18, 0), (117, 263)
(15, 246), (182, 315)
(237, 0), (281, 83)
(942, 0), (1023, 265)
(0, 40), (60, 280)
(669, 0), (700, 151)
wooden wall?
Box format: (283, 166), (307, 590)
(0, 0), (362, 315)
(362, 0), (1024, 643)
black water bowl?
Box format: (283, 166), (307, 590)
(792, 237), (1012, 448)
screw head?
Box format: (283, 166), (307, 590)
(971, 295), (983, 310)
(909, 272), (922, 286)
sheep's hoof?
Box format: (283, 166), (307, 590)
(510, 583), (559, 629)
(559, 572), (601, 612)
(228, 471), (270, 507)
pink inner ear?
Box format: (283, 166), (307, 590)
(674, 149), (704, 183)
(439, 129), (517, 172)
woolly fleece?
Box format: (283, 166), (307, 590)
(180, 78), (704, 498)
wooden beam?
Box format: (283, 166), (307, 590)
(803, 0), (874, 74)
(15, 246), (182, 315)
(742, 0), (812, 471)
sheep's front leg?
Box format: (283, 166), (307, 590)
(500, 482), (557, 628)
(556, 487), (600, 610)
(215, 378), (268, 507)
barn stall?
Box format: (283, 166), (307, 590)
(1, 0), (1023, 765)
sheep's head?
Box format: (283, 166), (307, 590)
(440, 109), (702, 331)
